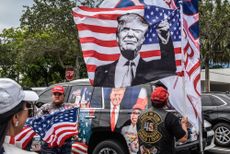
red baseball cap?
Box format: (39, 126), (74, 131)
(151, 87), (169, 103)
(52, 85), (65, 94)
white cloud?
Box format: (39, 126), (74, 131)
(0, 0), (33, 33)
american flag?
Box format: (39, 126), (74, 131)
(15, 126), (36, 149)
(27, 108), (79, 147)
(73, 5), (182, 84)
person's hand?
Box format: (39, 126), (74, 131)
(181, 117), (189, 129)
(156, 20), (170, 44)
(157, 20), (170, 32)
(179, 117), (189, 143)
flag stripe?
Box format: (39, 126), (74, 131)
(73, 6), (144, 17)
(44, 123), (77, 141)
(79, 5), (144, 12)
(83, 51), (120, 61)
(21, 131), (36, 149)
(72, 142), (88, 154)
(79, 30), (116, 41)
(15, 126), (36, 149)
(73, 12), (121, 20)
(56, 131), (78, 145)
(77, 24), (117, 34)
(74, 17), (118, 27)
(80, 37), (118, 47)
(15, 127), (33, 141)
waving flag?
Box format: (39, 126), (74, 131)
(15, 126), (36, 149)
(73, 5), (182, 85)
(81, 0), (200, 130)
(182, 0), (201, 130)
(27, 108), (79, 147)
(75, 0), (200, 130)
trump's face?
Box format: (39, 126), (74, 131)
(110, 88), (126, 106)
(117, 14), (148, 60)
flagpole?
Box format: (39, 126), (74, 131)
(178, 0), (187, 117)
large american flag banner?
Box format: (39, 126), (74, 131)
(27, 108), (79, 147)
(73, 5), (182, 85)
(75, 0), (201, 131)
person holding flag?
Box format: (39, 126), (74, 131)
(0, 78), (38, 154)
(36, 85), (73, 116)
(36, 85), (74, 154)
(137, 86), (188, 154)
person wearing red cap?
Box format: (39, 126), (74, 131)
(36, 85), (73, 154)
(137, 86), (188, 154)
(36, 85), (69, 116)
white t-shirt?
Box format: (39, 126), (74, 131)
(3, 143), (37, 154)
(3, 136), (37, 154)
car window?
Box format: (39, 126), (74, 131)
(215, 94), (230, 105)
(37, 89), (52, 107)
(91, 87), (102, 108)
(201, 95), (224, 106)
(68, 86), (102, 109)
(103, 86), (148, 110)
(210, 95), (225, 106)
(37, 86), (68, 108)
(201, 95), (212, 106)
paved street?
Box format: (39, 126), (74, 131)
(205, 146), (230, 154)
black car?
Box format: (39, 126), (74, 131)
(202, 93), (230, 147)
(34, 79), (212, 153)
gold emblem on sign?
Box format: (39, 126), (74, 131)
(138, 111), (162, 144)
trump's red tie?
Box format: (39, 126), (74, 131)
(111, 105), (117, 132)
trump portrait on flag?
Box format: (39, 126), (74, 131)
(74, 5), (181, 88)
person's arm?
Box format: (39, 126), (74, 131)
(156, 20), (170, 45)
(166, 113), (188, 143)
(36, 104), (49, 117)
(150, 20), (176, 73)
(178, 117), (188, 143)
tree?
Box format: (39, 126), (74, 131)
(199, 0), (230, 92)
(0, 28), (24, 82)
(20, 0), (87, 85)
(0, 0), (89, 87)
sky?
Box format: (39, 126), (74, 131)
(0, 0), (34, 33)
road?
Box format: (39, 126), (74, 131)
(205, 146), (230, 154)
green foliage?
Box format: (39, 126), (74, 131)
(0, 0), (87, 87)
(200, 0), (230, 65)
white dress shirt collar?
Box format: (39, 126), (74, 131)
(115, 55), (140, 88)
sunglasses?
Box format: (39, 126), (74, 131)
(23, 102), (34, 117)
